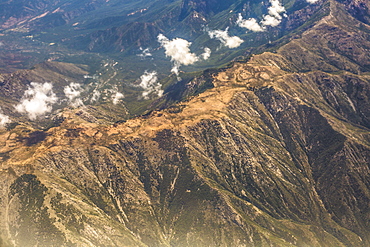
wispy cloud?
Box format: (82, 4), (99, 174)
(137, 47), (153, 59)
(0, 107), (10, 128)
(64, 82), (84, 107)
(139, 71), (163, 99)
(112, 92), (124, 105)
(90, 90), (101, 103)
(15, 82), (58, 120)
(208, 28), (244, 48)
(158, 34), (199, 75)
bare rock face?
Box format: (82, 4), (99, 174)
(0, 0), (370, 246)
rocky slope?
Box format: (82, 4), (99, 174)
(0, 0), (118, 31)
(0, 0), (370, 246)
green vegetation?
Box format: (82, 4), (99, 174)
(9, 174), (66, 246)
(0, 0), (370, 246)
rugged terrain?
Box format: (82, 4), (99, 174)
(0, 0), (370, 246)
(0, 0), (325, 73)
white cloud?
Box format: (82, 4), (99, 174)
(139, 71), (163, 99)
(112, 92), (124, 105)
(261, 14), (281, 27)
(268, 0), (286, 19)
(15, 82), (58, 120)
(236, 14), (264, 32)
(64, 82), (84, 107)
(0, 107), (10, 128)
(237, 0), (286, 32)
(137, 47), (152, 58)
(306, 0), (319, 3)
(208, 28), (244, 48)
(201, 47), (212, 60)
(90, 90), (101, 103)
(158, 34), (199, 75)
(262, 0), (286, 27)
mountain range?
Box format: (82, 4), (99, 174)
(0, 0), (370, 246)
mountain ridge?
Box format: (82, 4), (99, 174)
(0, 0), (370, 246)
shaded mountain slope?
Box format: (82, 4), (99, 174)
(0, 0), (327, 67)
(0, 0), (370, 246)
